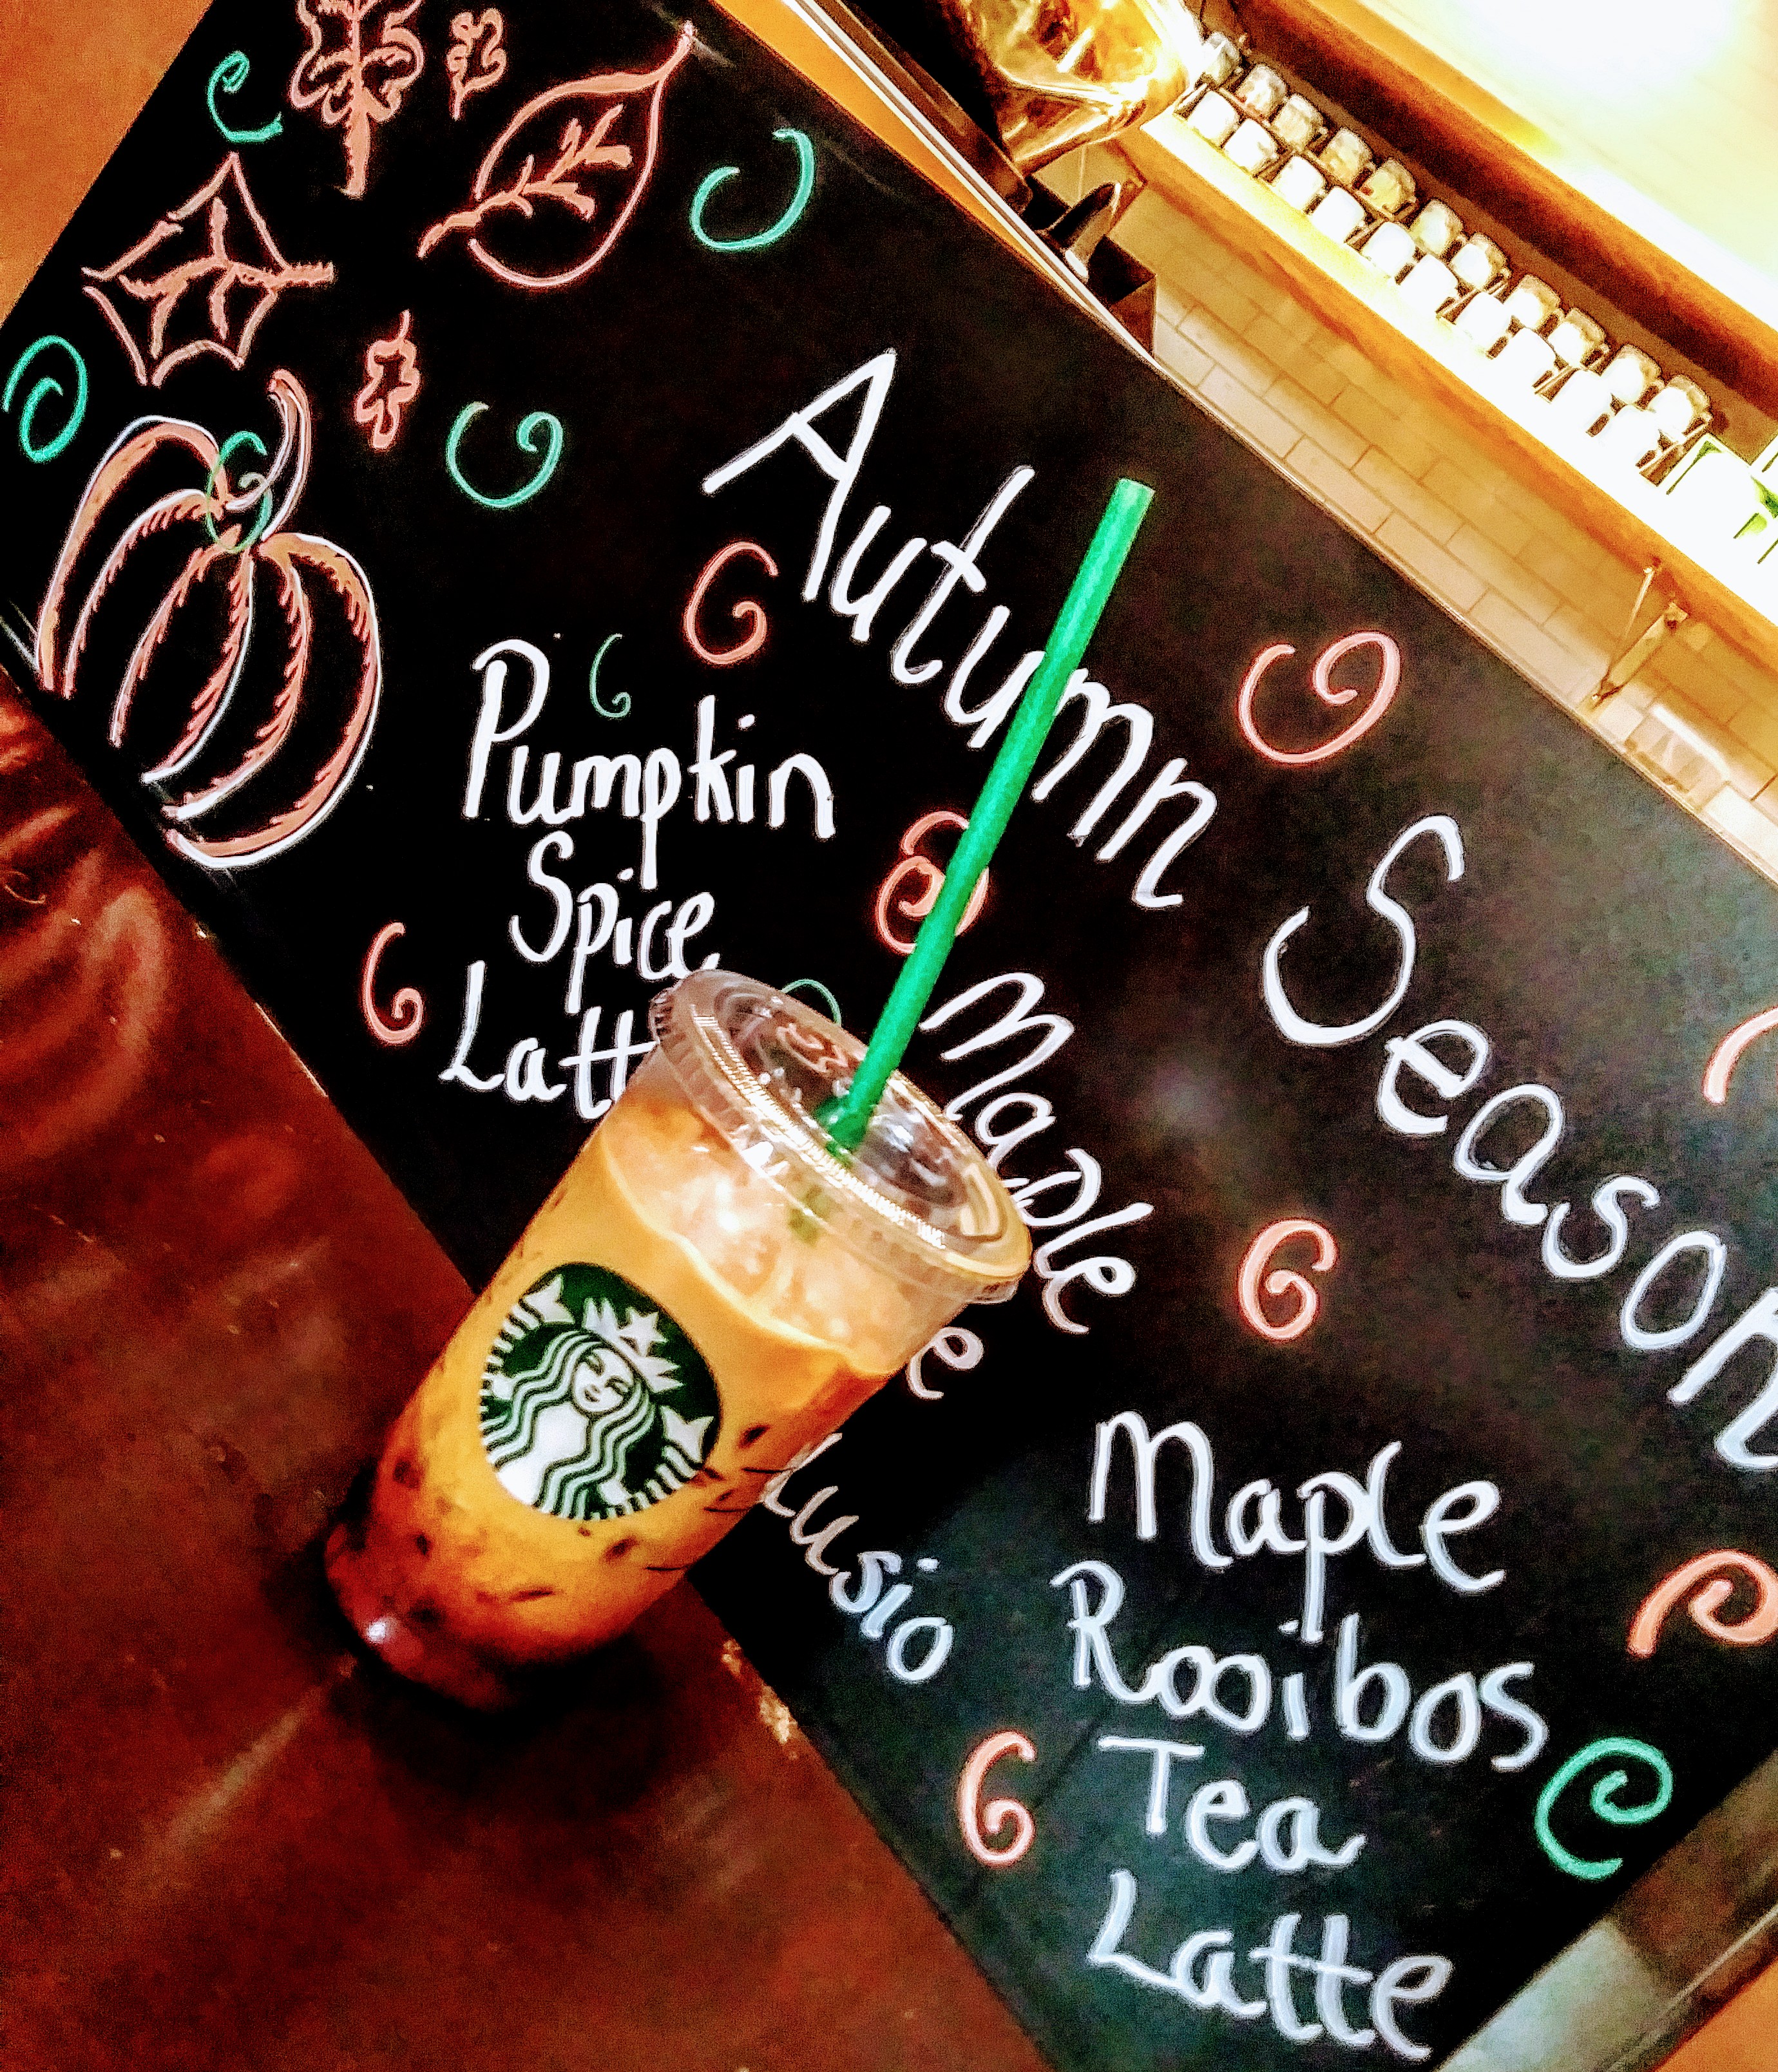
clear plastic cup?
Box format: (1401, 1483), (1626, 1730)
(326, 971), (1030, 1706)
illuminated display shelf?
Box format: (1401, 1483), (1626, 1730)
(1122, 109), (1778, 680)
(1229, 0), (1778, 421)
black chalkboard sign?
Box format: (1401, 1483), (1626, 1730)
(5, 5), (1778, 2065)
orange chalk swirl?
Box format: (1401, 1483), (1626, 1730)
(683, 540), (778, 665)
(361, 921), (425, 1045)
(1628, 1550), (1778, 1658)
(1701, 1006), (1778, 1106)
(1236, 632), (1400, 766)
(874, 811), (990, 956)
(958, 1730), (1037, 1867)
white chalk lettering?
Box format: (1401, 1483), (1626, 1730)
(1377, 1019), (1491, 1136)
(1670, 1289), (1778, 1469)
(1263, 815), (1464, 1048)
(702, 347), (897, 600)
(890, 467), (1033, 687)
(1056, 1558), (1541, 1767)
(829, 504), (927, 643)
(464, 638), (550, 818)
(1619, 1230), (1728, 1352)
(758, 1435), (959, 1684)
(1097, 1735), (1204, 1836)
(1452, 1084), (1565, 1228)
(1542, 1175), (1659, 1280)
(1087, 1874), (1449, 2059)
(1089, 1416), (1489, 1638)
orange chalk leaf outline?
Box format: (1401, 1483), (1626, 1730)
(353, 310), (421, 451)
(289, 0), (426, 199)
(418, 19), (696, 289)
(446, 9), (508, 120)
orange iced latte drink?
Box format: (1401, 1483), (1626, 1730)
(327, 970), (1030, 1706)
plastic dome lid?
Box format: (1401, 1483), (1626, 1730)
(649, 971), (1030, 1304)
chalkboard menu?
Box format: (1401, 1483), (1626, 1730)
(5, 5), (1778, 2065)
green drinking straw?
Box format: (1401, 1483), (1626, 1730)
(817, 476), (1156, 1152)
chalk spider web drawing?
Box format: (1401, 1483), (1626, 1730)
(289, 0), (426, 198)
(418, 18), (696, 288)
(446, 9), (508, 120)
(81, 155), (336, 388)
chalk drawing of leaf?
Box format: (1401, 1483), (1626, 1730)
(445, 9), (507, 120)
(289, 0), (426, 199)
(417, 18), (696, 289)
(353, 310), (421, 451)
(82, 154), (336, 387)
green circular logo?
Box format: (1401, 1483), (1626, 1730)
(479, 1264), (720, 1522)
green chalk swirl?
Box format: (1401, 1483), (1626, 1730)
(446, 403), (564, 511)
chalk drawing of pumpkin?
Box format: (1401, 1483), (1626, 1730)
(34, 367), (381, 868)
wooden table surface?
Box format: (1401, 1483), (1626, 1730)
(0, 653), (1049, 2072)
(0, 6), (1046, 2067)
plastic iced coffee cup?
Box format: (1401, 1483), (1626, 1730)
(327, 969), (1030, 1707)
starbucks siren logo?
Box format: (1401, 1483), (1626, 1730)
(480, 1264), (720, 1521)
